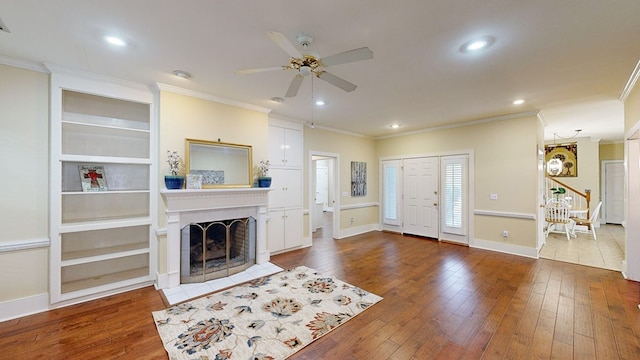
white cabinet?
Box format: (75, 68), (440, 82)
(267, 119), (304, 254)
(268, 125), (303, 168)
(49, 70), (156, 304)
(268, 168), (302, 209)
(268, 209), (303, 253)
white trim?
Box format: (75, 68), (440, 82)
(46, 63), (155, 93)
(620, 59), (640, 102)
(375, 110), (540, 140)
(0, 293), (50, 323)
(155, 82), (272, 114)
(336, 224), (381, 239)
(473, 209), (537, 220)
(379, 148), (475, 162)
(472, 238), (539, 259)
(341, 202), (379, 210)
(0, 238), (50, 253)
(0, 55), (48, 73)
(308, 151), (341, 244)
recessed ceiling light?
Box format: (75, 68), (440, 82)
(390, 124), (400, 129)
(104, 36), (127, 47)
(172, 70), (192, 79)
(271, 97), (284, 103)
(460, 36), (495, 53)
(315, 100), (325, 106)
(512, 99), (525, 105)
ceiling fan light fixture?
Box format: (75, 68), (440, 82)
(299, 65), (312, 77)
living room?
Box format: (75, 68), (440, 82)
(2, 1), (640, 358)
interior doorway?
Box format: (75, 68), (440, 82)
(310, 152), (339, 240)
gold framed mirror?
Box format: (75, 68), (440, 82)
(185, 138), (253, 188)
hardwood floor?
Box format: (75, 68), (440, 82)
(2, 229), (639, 359)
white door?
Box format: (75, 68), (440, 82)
(316, 165), (329, 209)
(403, 157), (439, 238)
(604, 161), (624, 224)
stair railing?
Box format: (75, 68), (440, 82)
(545, 176), (591, 219)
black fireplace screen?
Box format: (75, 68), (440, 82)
(180, 217), (256, 283)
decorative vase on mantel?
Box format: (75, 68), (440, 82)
(257, 176), (272, 188)
(164, 175), (185, 190)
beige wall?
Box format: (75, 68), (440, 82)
(157, 90), (269, 273)
(376, 115), (540, 248)
(303, 128), (379, 235)
(0, 65), (50, 301)
(600, 143), (624, 161)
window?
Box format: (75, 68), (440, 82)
(441, 155), (467, 235)
(382, 161), (401, 226)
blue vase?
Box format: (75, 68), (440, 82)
(165, 175), (185, 190)
(258, 177), (272, 188)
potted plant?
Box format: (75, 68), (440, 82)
(550, 187), (566, 201)
(257, 159), (271, 187)
(165, 150), (185, 189)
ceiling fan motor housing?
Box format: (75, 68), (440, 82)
(297, 33), (314, 48)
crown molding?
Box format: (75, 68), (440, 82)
(156, 82), (271, 114)
(374, 110), (540, 140)
(0, 55), (47, 73)
(620, 59), (640, 102)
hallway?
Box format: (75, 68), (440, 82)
(539, 224), (625, 271)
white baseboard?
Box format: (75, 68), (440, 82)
(0, 293), (49, 322)
(471, 238), (539, 259)
(336, 223), (381, 239)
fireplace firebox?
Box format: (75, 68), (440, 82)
(180, 217), (256, 283)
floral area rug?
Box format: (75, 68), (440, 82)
(152, 266), (383, 360)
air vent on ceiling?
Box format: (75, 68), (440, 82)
(0, 17), (11, 33)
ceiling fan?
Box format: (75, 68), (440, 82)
(235, 31), (373, 98)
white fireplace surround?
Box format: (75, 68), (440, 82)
(160, 188), (270, 289)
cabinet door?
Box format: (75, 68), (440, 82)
(284, 209), (303, 248)
(267, 210), (285, 252)
(268, 125), (286, 166)
(269, 168), (302, 208)
(283, 128), (303, 167)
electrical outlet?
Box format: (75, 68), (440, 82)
(350, 217), (354, 225)
(490, 193), (498, 200)
(502, 230), (509, 237)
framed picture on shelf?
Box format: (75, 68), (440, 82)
(78, 165), (108, 192)
(186, 174), (203, 189)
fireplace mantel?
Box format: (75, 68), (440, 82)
(160, 187), (271, 289)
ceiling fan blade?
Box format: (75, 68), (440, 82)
(320, 47), (373, 67)
(285, 75), (304, 97)
(235, 66), (287, 75)
(317, 71), (357, 92)
(267, 31), (302, 59)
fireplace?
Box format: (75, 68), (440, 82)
(160, 188), (270, 289)
(181, 217), (256, 283)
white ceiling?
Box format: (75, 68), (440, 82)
(1, 0), (638, 141)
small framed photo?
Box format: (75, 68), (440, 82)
(79, 165), (108, 192)
(186, 174), (203, 189)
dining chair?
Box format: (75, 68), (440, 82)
(571, 201), (603, 240)
(545, 199), (574, 241)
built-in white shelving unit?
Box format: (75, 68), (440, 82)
(267, 118), (304, 253)
(49, 68), (157, 305)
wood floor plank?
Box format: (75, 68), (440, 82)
(1, 229), (638, 359)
